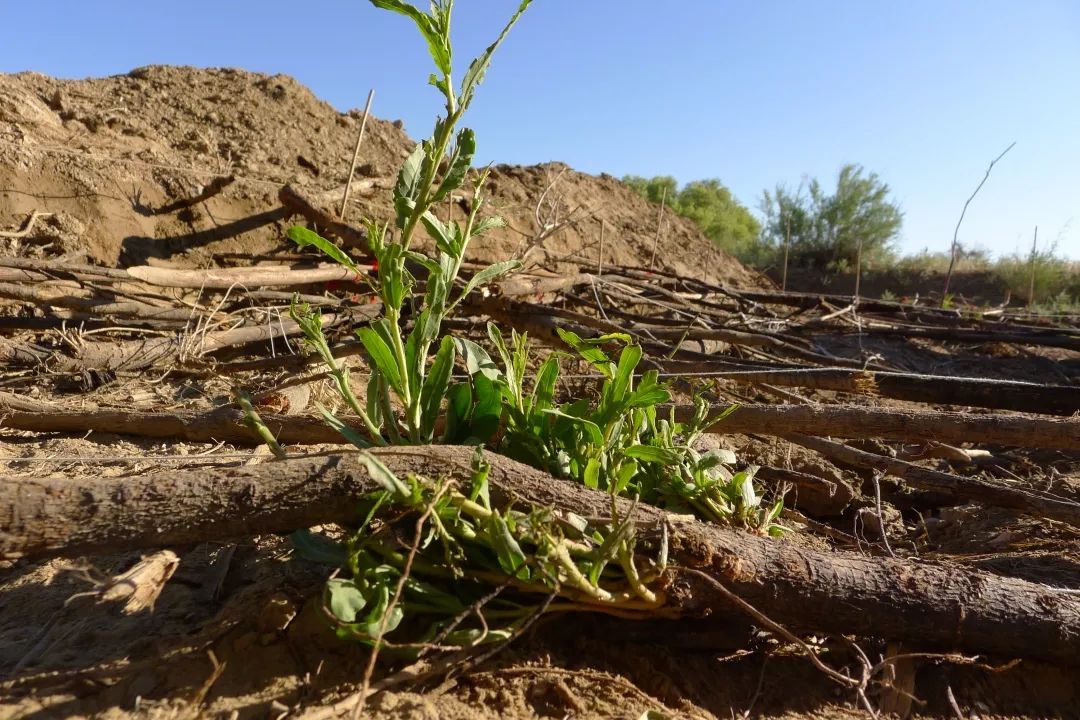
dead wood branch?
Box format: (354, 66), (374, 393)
(787, 433), (1080, 526)
(4, 395), (1075, 453)
(662, 365), (1080, 417)
(695, 403), (1080, 451)
(1, 446), (1077, 664)
(0, 309), (371, 372)
(126, 263), (357, 289)
(279, 184), (369, 248)
(0, 210), (52, 239)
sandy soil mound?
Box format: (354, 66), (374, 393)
(0, 65), (763, 287)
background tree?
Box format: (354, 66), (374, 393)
(761, 164), (903, 271)
(621, 176), (761, 259)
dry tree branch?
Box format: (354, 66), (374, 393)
(942, 141), (1016, 302)
(0, 210), (53, 239)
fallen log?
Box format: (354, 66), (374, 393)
(3, 395), (1076, 525)
(786, 433), (1080, 526)
(1, 446), (1077, 664)
(694, 403), (1080, 451)
(662, 364), (1080, 417)
(0, 308), (372, 372)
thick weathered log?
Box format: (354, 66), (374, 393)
(786, 433), (1080, 526)
(0, 446), (1077, 664)
(0, 309), (372, 372)
(3, 395), (1075, 525)
(696, 403), (1080, 451)
(126, 263), (357, 289)
(662, 365), (1080, 417)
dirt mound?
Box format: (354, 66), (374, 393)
(0, 65), (763, 287)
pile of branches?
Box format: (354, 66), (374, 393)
(2, 245), (1079, 669)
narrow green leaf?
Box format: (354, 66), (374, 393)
(583, 458), (602, 490)
(608, 344), (642, 406)
(356, 325), (404, 397)
(356, 448), (411, 499)
(540, 409), (603, 446)
(454, 337), (503, 382)
(419, 336), (455, 439)
(457, 259), (521, 301)
(530, 355), (560, 413)
(442, 382), (473, 443)
(315, 402), (373, 450)
(623, 445), (680, 464)
(394, 142), (426, 224)
(626, 385), (670, 409)
(420, 211), (457, 256)
(287, 226), (361, 274)
(486, 513), (529, 579)
(370, 1), (451, 77)
(433, 127), (476, 202)
(459, 0), (533, 108)
(291, 529), (347, 567)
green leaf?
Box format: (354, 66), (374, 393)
(433, 127), (476, 202)
(419, 336), (456, 439)
(486, 513), (529, 579)
(290, 529), (347, 567)
(454, 338), (503, 382)
(315, 402), (373, 450)
(469, 447), (492, 510)
(623, 445), (680, 464)
(626, 385), (670, 409)
(326, 578), (368, 623)
(457, 260), (521, 302)
(583, 458), (602, 490)
(609, 345), (639, 408)
(459, 0), (533, 109)
(356, 449), (412, 499)
(357, 324), (405, 398)
(443, 382), (473, 443)
(472, 215), (507, 237)
(370, 0), (451, 77)
(469, 373), (504, 441)
(540, 409), (603, 446)
(394, 141), (426, 225)
(420, 211), (458, 256)
(556, 327), (615, 378)
(530, 355), (560, 413)
(287, 226), (361, 274)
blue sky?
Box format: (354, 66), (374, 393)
(2, 1), (1078, 258)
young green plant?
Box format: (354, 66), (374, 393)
(289, 0), (530, 445)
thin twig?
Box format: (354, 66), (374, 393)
(675, 567), (857, 688)
(943, 141), (1016, 302)
(340, 89), (375, 221)
(648, 186), (668, 271)
(0, 210), (53, 239)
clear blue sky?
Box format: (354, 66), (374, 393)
(2, 1), (1078, 259)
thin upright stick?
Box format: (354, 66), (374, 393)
(597, 218), (606, 276)
(648, 187), (668, 271)
(1027, 225), (1038, 308)
(853, 236), (864, 302)
(339, 89), (376, 221)
(942, 141), (1016, 303)
(781, 215), (791, 291)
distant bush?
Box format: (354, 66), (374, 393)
(621, 175), (761, 259)
(993, 244), (1080, 307)
(760, 164), (903, 272)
